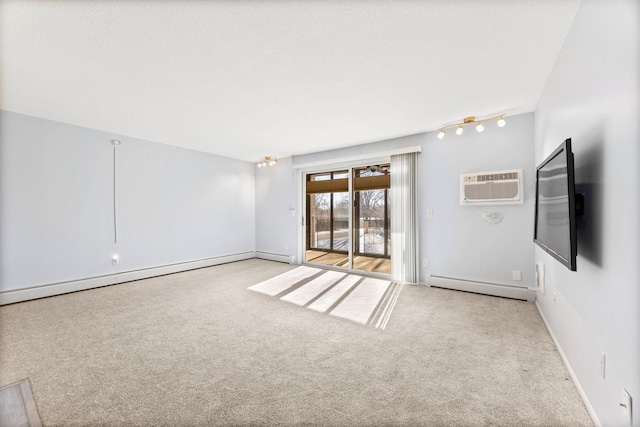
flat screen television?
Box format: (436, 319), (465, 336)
(534, 138), (579, 271)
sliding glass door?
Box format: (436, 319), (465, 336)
(305, 165), (390, 275)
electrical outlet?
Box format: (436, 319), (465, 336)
(112, 254), (119, 266)
(423, 259), (429, 268)
(427, 209), (433, 218)
(512, 270), (522, 281)
(553, 290), (557, 303)
(599, 350), (606, 379)
(621, 389), (632, 424)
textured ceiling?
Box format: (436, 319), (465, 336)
(0, 0), (580, 162)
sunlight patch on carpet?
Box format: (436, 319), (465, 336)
(247, 266), (322, 296)
(280, 270), (346, 306)
(307, 274), (362, 313)
(249, 268), (403, 330)
(329, 277), (390, 325)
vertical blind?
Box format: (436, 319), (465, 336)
(390, 152), (419, 283)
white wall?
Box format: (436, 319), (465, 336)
(421, 113), (535, 288)
(255, 156), (297, 260)
(534, 0), (639, 425)
(282, 113), (535, 289)
(0, 110), (256, 294)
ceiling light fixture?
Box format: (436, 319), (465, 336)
(257, 156), (277, 168)
(437, 114), (506, 139)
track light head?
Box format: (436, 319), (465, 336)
(456, 125), (464, 135)
(437, 130), (445, 139)
(497, 116), (506, 127)
(476, 122), (484, 133)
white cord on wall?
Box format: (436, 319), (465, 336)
(481, 212), (503, 224)
(111, 139), (121, 243)
(467, 206), (504, 224)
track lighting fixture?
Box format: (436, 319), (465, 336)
(437, 114), (506, 139)
(257, 156), (277, 168)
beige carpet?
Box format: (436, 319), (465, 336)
(0, 259), (593, 426)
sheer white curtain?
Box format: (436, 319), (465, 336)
(390, 152), (419, 283)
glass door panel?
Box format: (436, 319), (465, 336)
(332, 192), (349, 252)
(309, 193), (330, 250)
(357, 189), (387, 256)
(352, 165), (391, 275)
(305, 171), (349, 267)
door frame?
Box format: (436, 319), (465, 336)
(296, 157), (391, 278)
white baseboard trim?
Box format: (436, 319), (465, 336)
(255, 251), (293, 264)
(535, 301), (601, 427)
(428, 275), (536, 301)
(0, 251), (256, 305)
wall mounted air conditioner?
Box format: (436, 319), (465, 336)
(460, 169), (523, 206)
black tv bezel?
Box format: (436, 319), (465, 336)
(533, 138), (577, 271)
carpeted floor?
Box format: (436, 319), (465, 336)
(0, 259), (593, 426)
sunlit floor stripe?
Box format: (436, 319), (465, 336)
(369, 282), (396, 328)
(280, 270), (346, 306)
(377, 283), (404, 330)
(329, 278), (391, 325)
(307, 274), (362, 313)
(248, 266), (321, 296)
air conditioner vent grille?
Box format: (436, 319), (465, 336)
(464, 182), (519, 200)
(460, 169), (523, 206)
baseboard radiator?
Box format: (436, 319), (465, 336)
(255, 251), (294, 264)
(0, 251), (256, 305)
(427, 275), (536, 302)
